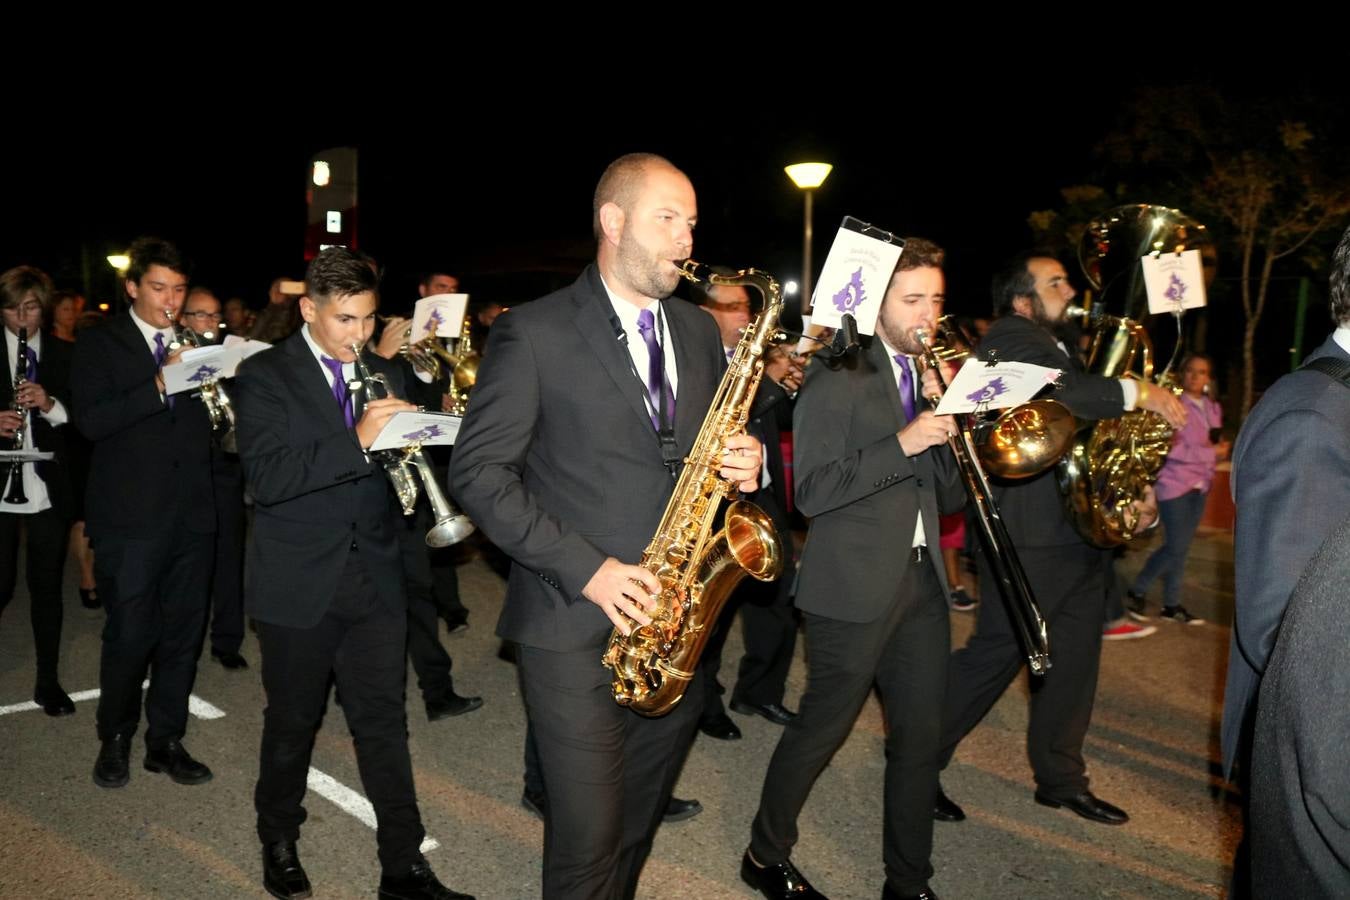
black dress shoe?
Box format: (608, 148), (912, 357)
(93, 733), (131, 788)
(699, 711), (742, 741)
(933, 786), (965, 822)
(440, 611), (469, 634)
(379, 858), (475, 899)
(79, 587), (101, 610)
(425, 689), (484, 722)
(262, 840), (312, 899)
(740, 850), (828, 899)
(730, 699), (798, 726)
(663, 796), (703, 822)
(211, 648), (249, 670)
(34, 683), (75, 717)
(883, 885), (939, 900)
(1034, 789), (1129, 825)
(521, 788), (546, 820)
(144, 740), (213, 785)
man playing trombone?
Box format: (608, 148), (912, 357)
(743, 238), (962, 900)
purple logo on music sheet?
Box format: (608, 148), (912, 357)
(831, 268), (867, 314)
(402, 423), (446, 442)
(966, 376), (1010, 405)
(186, 364), (221, 384)
(1164, 273), (1188, 304)
(423, 308), (445, 335)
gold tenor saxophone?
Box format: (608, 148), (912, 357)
(602, 261), (785, 716)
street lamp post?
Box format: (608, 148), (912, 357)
(784, 162), (832, 314)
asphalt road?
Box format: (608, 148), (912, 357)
(0, 527), (1239, 898)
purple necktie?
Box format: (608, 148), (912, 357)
(153, 332), (175, 410)
(637, 309), (675, 430)
(895, 353), (916, 422)
(23, 347), (36, 384)
(321, 356), (356, 428)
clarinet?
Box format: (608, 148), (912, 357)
(5, 326), (29, 504)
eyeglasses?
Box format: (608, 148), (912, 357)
(182, 310), (223, 320)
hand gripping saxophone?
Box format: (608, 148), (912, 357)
(602, 261), (785, 716)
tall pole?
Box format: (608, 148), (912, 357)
(784, 162), (832, 319)
(802, 188), (815, 312)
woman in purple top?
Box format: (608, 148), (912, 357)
(1128, 354), (1228, 624)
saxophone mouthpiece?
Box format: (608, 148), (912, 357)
(674, 259), (712, 284)
(1064, 305), (1090, 319)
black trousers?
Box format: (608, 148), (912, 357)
(209, 481), (246, 655)
(751, 554), (949, 896)
(94, 527), (214, 745)
(401, 504), (454, 699)
(939, 542), (1110, 795)
(0, 506), (70, 686)
(428, 459), (467, 622)
(519, 642), (704, 900)
(254, 551), (424, 874)
(699, 562), (798, 719)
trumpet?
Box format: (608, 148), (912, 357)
(166, 308), (238, 453)
(348, 344), (475, 547)
(916, 323), (1052, 675)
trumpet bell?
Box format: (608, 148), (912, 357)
(975, 399), (1076, 479)
(426, 513), (476, 548)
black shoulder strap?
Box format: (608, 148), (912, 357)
(1302, 356), (1350, 387)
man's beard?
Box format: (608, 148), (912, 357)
(616, 232), (679, 299)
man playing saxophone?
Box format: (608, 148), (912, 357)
(743, 238), (962, 900)
(934, 251), (1186, 827)
(449, 153), (761, 900)
(233, 247), (472, 900)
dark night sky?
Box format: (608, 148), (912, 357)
(5, 70), (1342, 393)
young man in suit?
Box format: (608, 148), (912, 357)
(450, 153), (762, 899)
(743, 239), (963, 900)
(0, 266), (77, 716)
(234, 247), (471, 900)
(72, 237), (218, 789)
(934, 251), (1185, 827)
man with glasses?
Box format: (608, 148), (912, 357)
(179, 287), (249, 671)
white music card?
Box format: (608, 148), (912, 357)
(808, 227), (904, 336)
(1142, 250), (1207, 315)
(411, 294), (469, 340)
(934, 359), (1064, 415)
(369, 411), (462, 452)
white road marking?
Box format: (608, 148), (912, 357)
(0, 682), (223, 718)
(307, 767), (440, 853)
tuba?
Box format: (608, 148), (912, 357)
(602, 261), (784, 716)
(349, 346), (475, 547)
(167, 311), (238, 453)
(1057, 204), (1210, 546)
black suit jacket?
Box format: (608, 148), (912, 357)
(70, 313), (216, 543)
(743, 378), (792, 539)
(234, 332), (407, 629)
(449, 264), (725, 652)
(0, 332), (75, 519)
(978, 314), (1127, 549)
(791, 337), (964, 623)
(1251, 508), (1350, 897)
